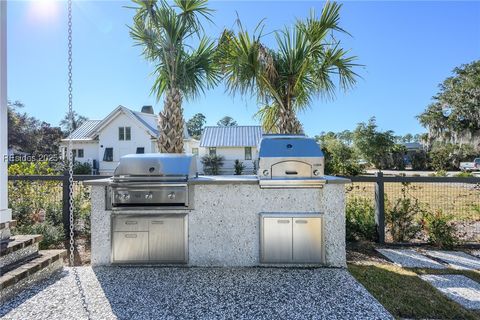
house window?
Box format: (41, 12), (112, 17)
(71, 149), (77, 158)
(103, 148), (113, 162)
(77, 149), (84, 158)
(125, 127), (131, 140)
(245, 147), (252, 160)
(136, 147), (145, 154)
(192, 148), (199, 156)
(119, 127), (131, 141)
(209, 147), (216, 156)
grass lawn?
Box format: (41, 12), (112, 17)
(347, 242), (480, 319)
(348, 262), (480, 319)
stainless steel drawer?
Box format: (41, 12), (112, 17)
(112, 231), (149, 262)
(149, 217), (186, 262)
(261, 217), (293, 263)
(292, 217), (323, 263)
(113, 217), (149, 232)
(260, 213), (324, 264)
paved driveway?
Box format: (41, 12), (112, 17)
(1, 267), (391, 320)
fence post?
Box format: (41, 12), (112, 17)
(375, 171), (385, 244)
(62, 170), (71, 239)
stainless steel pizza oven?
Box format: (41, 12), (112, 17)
(257, 135), (326, 188)
(107, 154), (197, 210)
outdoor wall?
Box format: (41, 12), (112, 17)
(88, 176), (348, 268)
(60, 141), (98, 165)
(97, 112), (154, 175)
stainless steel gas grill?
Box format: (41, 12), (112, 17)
(107, 153), (197, 264)
(107, 154), (197, 210)
(257, 135), (326, 188)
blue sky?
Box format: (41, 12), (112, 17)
(8, 1), (480, 137)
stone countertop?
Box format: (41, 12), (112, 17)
(84, 175), (351, 186)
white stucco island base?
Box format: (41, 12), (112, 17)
(87, 176), (349, 268)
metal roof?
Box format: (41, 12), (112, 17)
(64, 107), (191, 141)
(200, 126), (263, 147)
(66, 120), (101, 140)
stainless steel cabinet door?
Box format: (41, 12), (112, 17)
(113, 231), (149, 262)
(261, 217), (292, 263)
(148, 217), (186, 262)
(292, 217), (322, 263)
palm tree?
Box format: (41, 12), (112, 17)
(218, 2), (360, 134)
(130, 0), (220, 153)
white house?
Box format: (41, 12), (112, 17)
(60, 105), (197, 175)
(198, 126), (263, 174)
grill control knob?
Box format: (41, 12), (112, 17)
(263, 170), (269, 176)
(313, 169), (320, 176)
(168, 192), (176, 200)
(122, 193), (130, 200)
(145, 193), (153, 200)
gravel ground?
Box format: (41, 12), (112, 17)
(420, 274), (480, 310)
(425, 251), (480, 270)
(376, 249), (446, 269)
(0, 267), (392, 320)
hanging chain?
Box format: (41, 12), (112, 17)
(67, 1), (91, 318)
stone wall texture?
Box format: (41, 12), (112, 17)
(90, 183), (346, 267)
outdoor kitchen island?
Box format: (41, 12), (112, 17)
(86, 175), (350, 268)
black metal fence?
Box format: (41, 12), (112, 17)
(346, 172), (480, 245)
(7, 173), (480, 245)
(8, 173), (106, 237)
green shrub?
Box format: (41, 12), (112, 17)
(455, 171), (473, 178)
(73, 161), (92, 174)
(422, 211), (458, 249)
(8, 161), (92, 241)
(201, 155), (225, 175)
(430, 170), (447, 177)
(15, 222), (65, 249)
(318, 134), (364, 176)
(346, 197), (376, 241)
(386, 183), (423, 242)
(411, 150), (428, 170)
(234, 160), (245, 175)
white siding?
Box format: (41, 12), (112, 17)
(97, 112), (155, 175)
(198, 146), (257, 174)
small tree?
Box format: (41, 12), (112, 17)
(317, 133), (363, 176)
(201, 155), (225, 175)
(353, 117), (395, 169)
(60, 111), (88, 133)
(217, 116), (237, 127)
(186, 113), (206, 139)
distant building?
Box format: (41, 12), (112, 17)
(199, 126), (263, 174)
(60, 105), (196, 175)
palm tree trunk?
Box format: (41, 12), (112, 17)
(278, 105), (303, 134)
(157, 87), (184, 153)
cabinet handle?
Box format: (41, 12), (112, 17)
(295, 220), (308, 224)
(277, 219), (290, 224)
(285, 171), (298, 175)
(151, 221), (164, 224)
(125, 221), (137, 225)
(124, 234), (137, 238)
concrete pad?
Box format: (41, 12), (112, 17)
(425, 251), (480, 270)
(376, 249), (446, 269)
(0, 266), (393, 320)
(421, 274), (480, 310)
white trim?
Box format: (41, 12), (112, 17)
(93, 105), (157, 138)
(0, 1), (11, 224)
